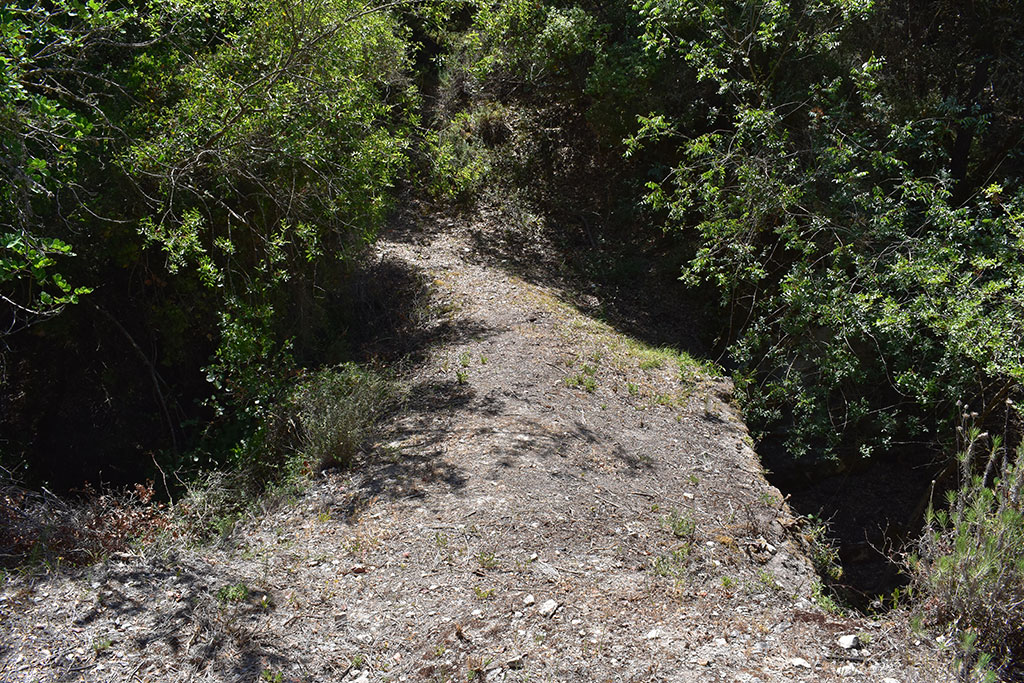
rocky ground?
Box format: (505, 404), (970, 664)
(0, 209), (954, 682)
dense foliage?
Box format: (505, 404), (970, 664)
(628, 0), (1024, 465)
(4, 0), (1024, 671)
(423, 0), (1024, 469)
(4, 0), (1023, 490)
(1, 0), (417, 485)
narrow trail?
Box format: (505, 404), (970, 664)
(0, 213), (948, 682)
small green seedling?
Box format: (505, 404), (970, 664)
(216, 583), (249, 604)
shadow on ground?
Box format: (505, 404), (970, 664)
(761, 447), (942, 610)
(385, 199), (715, 361)
(382, 201), (942, 615)
(480, 225), (713, 353)
(0, 559), (311, 682)
(334, 377), (655, 520)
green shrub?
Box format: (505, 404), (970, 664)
(292, 364), (394, 472)
(914, 426), (1024, 676)
(1, 0), (419, 485)
(628, 0), (1024, 466)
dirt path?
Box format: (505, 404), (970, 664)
(0, 213), (950, 682)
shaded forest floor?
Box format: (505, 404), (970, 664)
(0, 207), (953, 682)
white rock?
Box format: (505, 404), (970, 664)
(837, 663), (858, 676)
(352, 674), (370, 683)
(536, 562), (560, 582)
(523, 594), (535, 606)
(789, 657), (812, 669)
(881, 679), (900, 683)
(838, 634), (859, 649)
(645, 629), (662, 640)
(714, 638), (728, 647)
(538, 599), (559, 618)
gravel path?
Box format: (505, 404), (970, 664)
(0, 210), (952, 682)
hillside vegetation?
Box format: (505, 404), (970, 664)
(3, 0), (1024, 677)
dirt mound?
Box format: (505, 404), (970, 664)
(0, 211), (950, 682)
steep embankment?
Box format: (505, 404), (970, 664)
(0, 211), (949, 682)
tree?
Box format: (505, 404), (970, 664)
(629, 0), (1024, 464)
(1, 0), (420, 485)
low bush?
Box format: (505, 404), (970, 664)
(292, 364), (395, 473)
(164, 363), (393, 546)
(914, 425), (1024, 678)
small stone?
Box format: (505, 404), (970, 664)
(838, 634), (859, 649)
(523, 594), (535, 606)
(881, 679), (900, 683)
(645, 629), (662, 640)
(352, 674), (370, 683)
(837, 663), (858, 677)
(351, 564), (368, 574)
(789, 657), (812, 669)
(535, 562), (560, 582)
(538, 599), (559, 618)
(714, 638), (728, 647)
